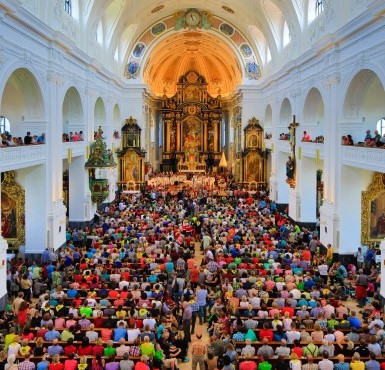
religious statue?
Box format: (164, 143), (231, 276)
(286, 156), (294, 181)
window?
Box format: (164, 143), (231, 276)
(0, 116), (10, 134)
(315, 0), (324, 17)
(282, 21), (291, 48)
(64, 0), (72, 16)
(376, 118), (385, 136)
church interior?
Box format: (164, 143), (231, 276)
(1, 0), (385, 367)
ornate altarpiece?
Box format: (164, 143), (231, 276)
(160, 70), (222, 172)
(362, 172), (385, 245)
(241, 118), (267, 189)
(117, 117), (146, 191)
(1, 171), (25, 250)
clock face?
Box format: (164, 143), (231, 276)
(185, 10), (201, 26)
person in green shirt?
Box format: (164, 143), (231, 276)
(327, 314), (339, 329)
(79, 303), (93, 317)
(258, 355), (272, 370)
(140, 336), (155, 357)
(60, 328), (74, 342)
(104, 340), (117, 357)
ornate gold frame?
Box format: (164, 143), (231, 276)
(1, 171), (25, 249)
(361, 172), (385, 244)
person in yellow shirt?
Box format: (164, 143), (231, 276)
(19, 339), (32, 356)
(326, 244), (333, 266)
(4, 328), (16, 351)
(350, 352), (365, 370)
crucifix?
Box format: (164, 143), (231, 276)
(286, 115), (299, 188)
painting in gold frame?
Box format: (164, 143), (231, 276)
(1, 171), (25, 249)
(361, 172), (385, 244)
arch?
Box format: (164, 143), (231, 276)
(343, 69), (385, 129)
(303, 87), (324, 138)
(62, 87), (84, 141)
(94, 97), (107, 138)
(113, 103), (121, 130)
(264, 104), (273, 129)
(279, 98), (292, 127)
(0, 67), (45, 139)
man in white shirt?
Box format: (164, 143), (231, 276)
(127, 324), (141, 342)
(142, 317), (156, 330)
(85, 324), (99, 342)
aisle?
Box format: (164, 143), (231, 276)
(179, 241), (211, 369)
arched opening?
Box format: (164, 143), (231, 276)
(1, 68), (45, 144)
(94, 97), (107, 139)
(62, 87), (84, 142)
(343, 69), (385, 144)
(279, 98), (292, 129)
(264, 104), (273, 138)
(303, 87), (324, 142)
(113, 104), (121, 139)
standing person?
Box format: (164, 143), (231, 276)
(191, 333), (206, 370)
(356, 247), (364, 270)
(355, 269), (369, 308)
(182, 301), (192, 343)
(326, 244), (333, 266)
(196, 284), (208, 324)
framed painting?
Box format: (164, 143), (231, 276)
(1, 171), (25, 249)
(361, 172), (385, 244)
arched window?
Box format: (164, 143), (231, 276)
(64, 0), (72, 16)
(0, 116), (10, 134)
(315, 0), (324, 16)
(266, 47), (271, 63)
(96, 21), (103, 45)
(282, 21), (291, 48)
(376, 118), (385, 136)
(308, 0), (324, 24)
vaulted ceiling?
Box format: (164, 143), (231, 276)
(79, 0), (309, 95)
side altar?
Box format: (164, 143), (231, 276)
(160, 70), (222, 173)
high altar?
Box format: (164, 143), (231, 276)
(160, 70), (222, 173)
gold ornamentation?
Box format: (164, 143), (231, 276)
(361, 172), (385, 244)
(1, 171), (25, 249)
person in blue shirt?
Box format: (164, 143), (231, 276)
(348, 311), (361, 329)
(36, 133), (45, 143)
(66, 289), (78, 298)
(44, 324), (61, 341)
(113, 322), (127, 342)
(46, 263), (55, 280)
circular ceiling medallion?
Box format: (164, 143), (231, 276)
(219, 23), (234, 37)
(151, 5), (164, 13)
(222, 5), (235, 14)
(151, 22), (166, 36)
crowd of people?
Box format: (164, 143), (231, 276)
(0, 131), (45, 147)
(3, 180), (385, 370)
(62, 132), (84, 142)
(342, 130), (385, 147)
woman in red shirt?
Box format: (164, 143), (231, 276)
(91, 338), (105, 357)
(64, 353), (78, 370)
(78, 337), (93, 356)
(17, 301), (29, 330)
(49, 355), (64, 370)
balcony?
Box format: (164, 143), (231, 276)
(0, 144), (46, 172)
(341, 145), (385, 172)
(277, 139), (291, 153)
(0, 144), (47, 172)
(300, 142), (324, 160)
(62, 141), (86, 159)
